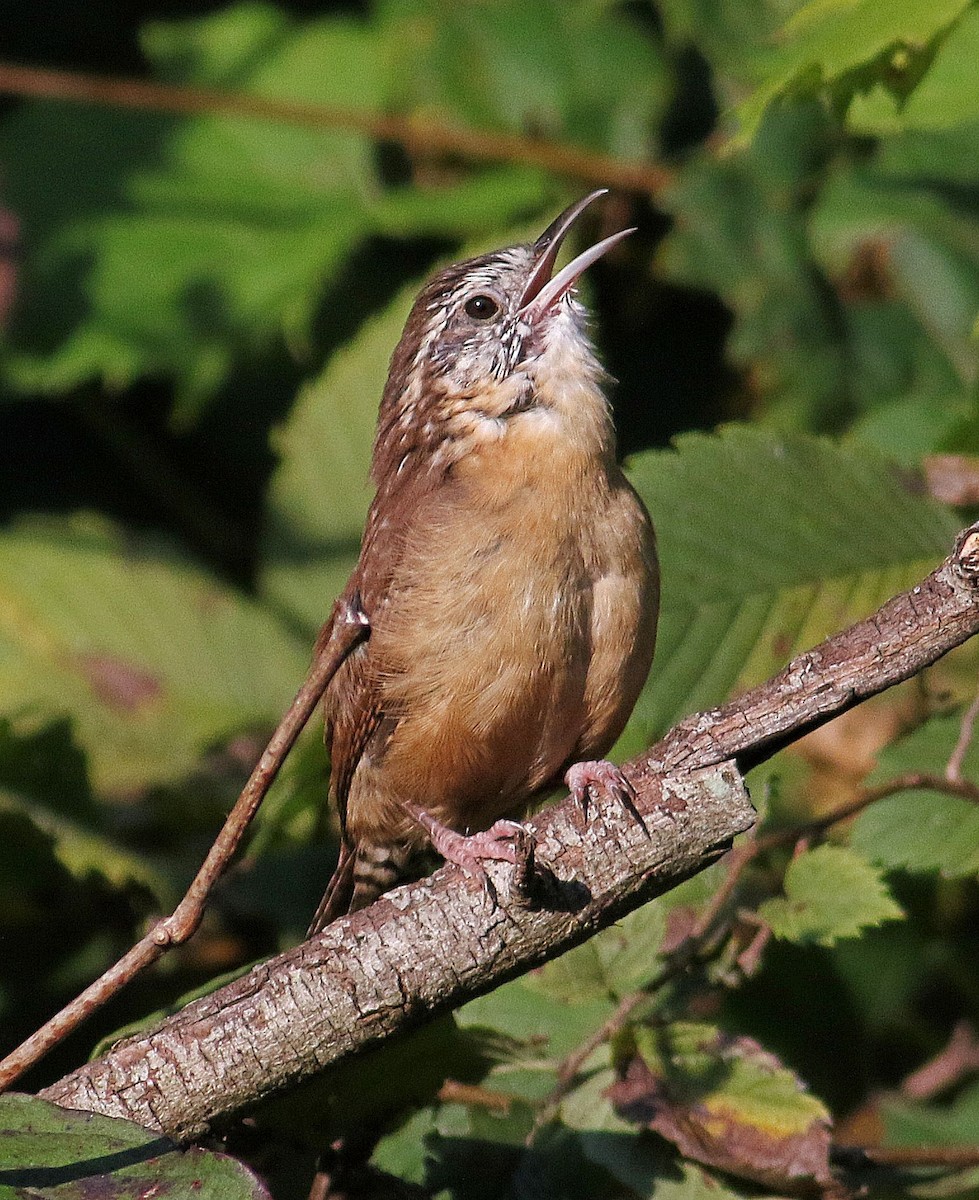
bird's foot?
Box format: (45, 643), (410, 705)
(565, 759), (647, 835)
(402, 805), (535, 901)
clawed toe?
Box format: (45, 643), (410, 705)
(402, 804), (535, 901)
(565, 759), (647, 835)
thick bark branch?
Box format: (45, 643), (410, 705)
(39, 523), (979, 1140)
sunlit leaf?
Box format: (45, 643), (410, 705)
(377, 0), (667, 155)
(849, 7), (979, 133)
(1, 3), (380, 410)
(620, 427), (957, 749)
(736, 0), (972, 141)
(759, 845), (903, 945)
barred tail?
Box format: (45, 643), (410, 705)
(306, 839), (416, 936)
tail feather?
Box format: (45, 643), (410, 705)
(306, 839), (417, 936)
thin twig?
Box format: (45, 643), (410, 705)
(947, 686), (979, 782)
(437, 1080), (513, 1113)
(834, 1143), (979, 1169)
(0, 61), (673, 197)
(0, 599), (369, 1092)
(902, 1021), (979, 1101)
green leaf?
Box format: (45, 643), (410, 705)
(370, 1107), (439, 1186)
(811, 168), (979, 389)
(527, 867), (726, 1005)
(613, 1022), (832, 1190)
(372, 166), (554, 240)
(882, 1080), (979, 1145)
(0, 714), (95, 822)
(377, 0), (667, 155)
(852, 712), (979, 876)
(581, 1124), (750, 1200)
(736, 0), (973, 141)
(459, 978), (614, 1062)
(657, 0), (803, 89)
(0, 4), (379, 409)
(0, 789), (164, 896)
(0, 516), (307, 791)
(621, 427), (957, 748)
(849, 7), (979, 133)
(759, 845), (903, 946)
(0, 1093), (269, 1198)
(658, 102), (865, 434)
(0, 715), (164, 895)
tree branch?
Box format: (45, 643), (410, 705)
(0, 61), (672, 196)
(37, 522), (979, 1141)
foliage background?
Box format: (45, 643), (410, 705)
(2, 0), (979, 1195)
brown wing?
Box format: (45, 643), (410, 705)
(314, 466), (438, 915)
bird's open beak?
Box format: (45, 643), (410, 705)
(518, 189), (635, 317)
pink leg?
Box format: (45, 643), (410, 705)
(402, 804), (533, 893)
(565, 759), (646, 832)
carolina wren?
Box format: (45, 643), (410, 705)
(309, 190), (659, 931)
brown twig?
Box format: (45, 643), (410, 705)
(437, 1080), (513, 1113)
(947, 684), (979, 782)
(0, 599), (369, 1092)
(0, 61), (673, 197)
(835, 1143), (979, 1169)
(902, 1020), (979, 1101)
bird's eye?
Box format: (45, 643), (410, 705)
(464, 294), (499, 320)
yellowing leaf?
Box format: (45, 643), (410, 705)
(611, 1022), (833, 1190)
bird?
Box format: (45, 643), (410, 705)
(308, 190), (659, 933)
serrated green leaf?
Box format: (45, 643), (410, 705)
(615, 1022), (832, 1189)
(759, 845), (903, 946)
(0, 1093), (269, 1198)
(848, 7), (979, 133)
(621, 428), (957, 747)
(852, 711), (979, 876)
(0, 3), (380, 408)
(378, 0), (667, 155)
(855, 791), (979, 877)
(736, 0), (972, 142)
(0, 517), (307, 791)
